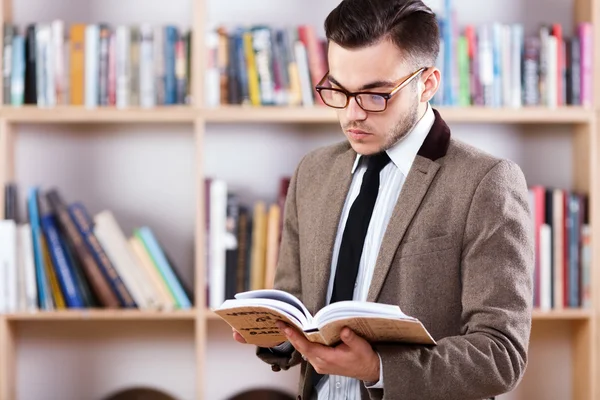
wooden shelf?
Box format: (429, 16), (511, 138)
(204, 105), (594, 124)
(0, 105), (591, 125)
(0, 105), (196, 123)
(532, 309), (593, 320)
(205, 309), (593, 322)
(5, 309), (198, 321)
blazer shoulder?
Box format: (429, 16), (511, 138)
(296, 140), (353, 175)
(443, 138), (525, 183)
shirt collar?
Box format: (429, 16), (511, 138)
(351, 102), (435, 176)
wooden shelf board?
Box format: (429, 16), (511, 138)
(205, 309), (592, 322)
(204, 105), (594, 124)
(1, 106), (196, 123)
(6, 309), (198, 321)
(0, 106), (591, 124)
(532, 309), (593, 320)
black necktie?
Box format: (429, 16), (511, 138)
(309, 151), (391, 393)
(331, 150), (391, 303)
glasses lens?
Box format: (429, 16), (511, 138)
(356, 94), (387, 112)
(319, 89), (348, 108)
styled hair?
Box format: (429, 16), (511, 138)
(324, 0), (440, 68)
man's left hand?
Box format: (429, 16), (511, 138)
(276, 321), (380, 382)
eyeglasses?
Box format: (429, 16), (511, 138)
(315, 67), (426, 112)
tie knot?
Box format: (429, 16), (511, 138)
(366, 152), (391, 174)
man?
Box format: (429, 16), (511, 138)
(232, 0), (534, 399)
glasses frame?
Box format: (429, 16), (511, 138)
(315, 67), (427, 112)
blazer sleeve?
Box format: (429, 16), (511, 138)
(255, 155), (306, 371)
(367, 159), (534, 400)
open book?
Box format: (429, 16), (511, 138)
(213, 289), (436, 347)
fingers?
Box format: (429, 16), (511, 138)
(232, 328), (247, 344)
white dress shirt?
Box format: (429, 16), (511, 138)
(315, 103), (435, 400)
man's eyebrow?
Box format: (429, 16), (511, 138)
(327, 75), (396, 91)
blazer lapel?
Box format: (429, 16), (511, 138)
(310, 146), (356, 314)
(367, 155), (441, 302)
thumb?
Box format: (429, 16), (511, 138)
(340, 328), (360, 347)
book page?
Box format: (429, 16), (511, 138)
(313, 300), (413, 327)
(306, 316), (436, 347)
(235, 289), (312, 322)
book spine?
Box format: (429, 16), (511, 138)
(139, 24), (155, 108)
(40, 214), (85, 308)
(85, 25), (99, 108)
(116, 26), (130, 109)
(164, 26), (177, 105)
(10, 35), (25, 106)
(47, 191), (120, 308)
(68, 203), (137, 308)
(69, 24), (86, 106)
(28, 187), (52, 309)
(138, 227), (192, 309)
(3, 24), (14, 105)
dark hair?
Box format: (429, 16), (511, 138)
(324, 0), (440, 68)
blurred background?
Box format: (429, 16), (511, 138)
(0, 0), (596, 399)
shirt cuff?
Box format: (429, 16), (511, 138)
(364, 352), (384, 389)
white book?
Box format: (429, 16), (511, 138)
(85, 25), (100, 108)
(540, 224), (552, 311)
(209, 179), (227, 309)
(139, 24), (155, 108)
(0, 220), (17, 314)
(294, 41), (313, 107)
(204, 30), (220, 107)
(18, 224), (38, 312)
(214, 289), (435, 347)
(116, 26), (130, 109)
(478, 25), (494, 107)
(510, 25), (523, 108)
(93, 211), (160, 310)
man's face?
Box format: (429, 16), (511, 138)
(327, 39), (424, 156)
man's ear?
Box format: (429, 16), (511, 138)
(420, 68), (441, 103)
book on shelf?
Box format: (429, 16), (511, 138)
(205, 24), (326, 108)
(432, 1), (593, 108)
(0, 182), (193, 313)
(528, 186), (591, 311)
(213, 289), (436, 347)
(205, 177), (290, 309)
(2, 21), (192, 108)
(207, 9), (594, 110)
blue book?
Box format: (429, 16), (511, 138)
(164, 25), (178, 104)
(27, 187), (52, 310)
(40, 213), (85, 308)
(137, 227), (191, 309)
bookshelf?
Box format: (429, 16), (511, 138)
(0, 0), (597, 400)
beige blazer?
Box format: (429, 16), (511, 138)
(257, 109), (534, 400)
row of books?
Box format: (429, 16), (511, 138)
(529, 187), (591, 311)
(205, 177), (290, 308)
(205, 25), (326, 108)
(2, 21), (192, 108)
(0, 183), (192, 313)
(433, 1), (593, 107)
